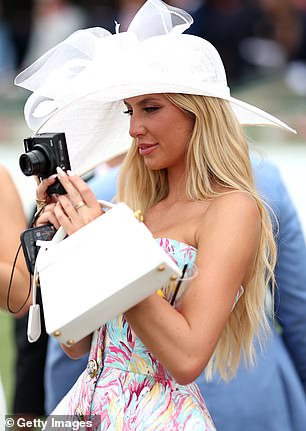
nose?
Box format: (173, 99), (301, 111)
(129, 112), (145, 138)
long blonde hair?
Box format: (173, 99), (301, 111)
(117, 93), (276, 380)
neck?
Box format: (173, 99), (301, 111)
(166, 166), (189, 204)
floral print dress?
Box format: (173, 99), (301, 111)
(55, 238), (216, 430)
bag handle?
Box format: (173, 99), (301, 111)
(98, 199), (115, 209)
(48, 199), (116, 245)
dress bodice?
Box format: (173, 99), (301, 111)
(89, 238), (197, 381)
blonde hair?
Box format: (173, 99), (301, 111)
(117, 94), (276, 381)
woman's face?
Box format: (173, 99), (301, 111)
(124, 94), (195, 171)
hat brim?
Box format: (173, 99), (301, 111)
(35, 81), (295, 176)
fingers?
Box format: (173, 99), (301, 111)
(35, 167), (103, 236)
(54, 199), (84, 235)
(56, 167), (99, 209)
(36, 174), (58, 207)
(35, 203), (60, 230)
(56, 167), (103, 234)
(67, 172), (99, 209)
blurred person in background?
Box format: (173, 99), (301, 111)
(22, 0), (87, 67)
(0, 1), (16, 89)
(188, 0), (306, 85)
(2, 0), (32, 71)
(186, 0), (260, 85)
(254, 0), (303, 61)
(239, 0), (306, 81)
(0, 165), (29, 315)
(0, 165), (30, 424)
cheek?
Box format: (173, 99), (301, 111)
(176, 121), (194, 149)
(176, 112), (194, 135)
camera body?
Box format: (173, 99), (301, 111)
(19, 132), (71, 195)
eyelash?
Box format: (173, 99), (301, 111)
(123, 107), (159, 115)
(123, 109), (132, 115)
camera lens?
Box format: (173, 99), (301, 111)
(19, 150), (47, 176)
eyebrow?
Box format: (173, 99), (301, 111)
(123, 97), (162, 107)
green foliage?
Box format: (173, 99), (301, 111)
(0, 310), (16, 412)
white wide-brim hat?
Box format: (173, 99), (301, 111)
(15, 0), (295, 176)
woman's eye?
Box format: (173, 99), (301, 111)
(123, 106), (159, 115)
(123, 109), (133, 116)
(144, 107), (159, 113)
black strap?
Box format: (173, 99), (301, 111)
(170, 264), (188, 306)
(6, 242), (31, 314)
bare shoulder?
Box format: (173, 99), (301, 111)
(208, 190), (259, 219)
(195, 191), (260, 245)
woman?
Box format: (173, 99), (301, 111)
(0, 165), (29, 423)
(16, 0), (295, 428)
(0, 165), (29, 315)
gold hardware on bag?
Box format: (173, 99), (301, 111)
(53, 330), (61, 337)
(35, 273), (40, 288)
(157, 265), (165, 271)
(66, 339), (75, 346)
(170, 274), (178, 281)
(134, 210), (144, 222)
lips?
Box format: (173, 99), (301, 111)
(138, 143), (158, 156)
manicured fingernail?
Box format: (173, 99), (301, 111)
(56, 167), (66, 177)
(67, 170), (75, 177)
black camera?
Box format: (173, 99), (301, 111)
(19, 132), (71, 195)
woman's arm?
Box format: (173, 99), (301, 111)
(60, 334), (92, 359)
(0, 166), (31, 317)
(125, 192), (261, 384)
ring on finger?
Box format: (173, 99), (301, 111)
(36, 198), (48, 206)
(74, 200), (86, 210)
(36, 198), (48, 210)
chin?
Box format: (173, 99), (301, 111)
(143, 158), (167, 171)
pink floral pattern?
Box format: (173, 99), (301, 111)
(64, 238), (216, 430)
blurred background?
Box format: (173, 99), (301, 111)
(0, 0), (305, 413)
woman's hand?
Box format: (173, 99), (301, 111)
(35, 173), (58, 209)
(34, 174), (60, 228)
(54, 167), (103, 235)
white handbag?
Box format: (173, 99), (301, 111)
(28, 201), (180, 346)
